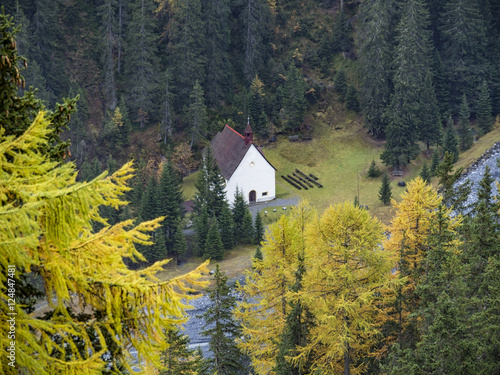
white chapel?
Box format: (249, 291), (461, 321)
(210, 123), (276, 205)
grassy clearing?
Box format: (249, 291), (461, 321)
(155, 244), (258, 283)
(182, 171), (199, 200)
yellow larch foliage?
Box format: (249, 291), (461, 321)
(234, 201), (314, 375)
(0, 113), (208, 375)
(295, 202), (398, 375)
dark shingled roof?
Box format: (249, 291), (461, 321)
(210, 125), (251, 180)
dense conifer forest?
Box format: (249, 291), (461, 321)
(1, 0), (500, 374)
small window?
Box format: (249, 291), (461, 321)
(262, 192), (268, 196)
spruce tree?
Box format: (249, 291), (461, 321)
(334, 69), (348, 102)
(188, 80), (208, 147)
(254, 246), (263, 262)
(442, 116), (459, 162)
(419, 162), (431, 184)
(205, 217), (225, 260)
(124, 0), (160, 128)
(232, 187), (247, 242)
(419, 72), (443, 153)
(254, 211), (264, 245)
(458, 95), (474, 151)
(249, 76), (268, 138)
(332, 9), (352, 54)
(194, 203), (209, 257)
(219, 203), (235, 250)
(241, 209), (255, 244)
(139, 176), (158, 222)
(477, 80), (493, 134)
(98, 0), (118, 111)
(201, 264), (245, 374)
(172, 219), (188, 259)
(368, 160), (381, 178)
(379, 172), (392, 205)
(436, 152), (471, 212)
(345, 85), (360, 112)
(358, 0), (397, 138)
(430, 148), (440, 176)
(283, 61), (307, 131)
(161, 327), (205, 375)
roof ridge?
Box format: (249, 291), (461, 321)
(225, 124), (244, 139)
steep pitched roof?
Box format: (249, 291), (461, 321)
(210, 125), (252, 180)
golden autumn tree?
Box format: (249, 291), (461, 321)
(383, 176), (458, 346)
(0, 113), (208, 375)
(234, 201), (314, 374)
(295, 202), (398, 375)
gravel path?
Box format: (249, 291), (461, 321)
(248, 196), (300, 218)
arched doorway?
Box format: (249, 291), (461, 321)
(249, 190), (256, 203)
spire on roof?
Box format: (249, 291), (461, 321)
(244, 120), (253, 145)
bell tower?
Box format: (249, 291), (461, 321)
(244, 117), (253, 145)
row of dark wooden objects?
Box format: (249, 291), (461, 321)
(281, 169), (323, 190)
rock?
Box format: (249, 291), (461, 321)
(398, 181), (406, 187)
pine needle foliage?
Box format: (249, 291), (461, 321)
(0, 113), (209, 375)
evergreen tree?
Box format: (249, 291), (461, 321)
(219, 203), (235, 250)
(201, 264), (244, 374)
(283, 61), (306, 131)
(477, 80), (493, 134)
(367, 159), (381, 178)
(358, 0), (397, 138)
(381, 0), (434, 169)
(91, 157), (103, 179)
(98, 0), (118, 111)
(194, 203), (210, 256)
(241, 209), (255, 244)
(241, 0), (272, 83)
(205, 217), (225, 260)
(419, 162), (431, 184)
(157, 160), (184, 255)
(345, 84), (360, 112)
(203, 0), (231, 106)
(140, 176), (158, 222)
(172, 218), (188, 258)
(379, 172), (392, 205)
(161, 70), (174, 144)
(188, 80), (208, 147)
(161, 327), (206, 375)
(430, 148), (440, 176)
(442, 116), (459, 162)
(125, 0), (160, 128)
(254, 246), (263, 262)
(232, 187), (248, 242)
(167, 0), (206, 111)
(436, 152), (471, 212)
(249, 76), (268, 138)
(332, 9), (351, 54)
(439, 0), (489, 111)
(334, 69), (348, 102)
(419, 72), (443, 153)
(254, 211), (264, 245)
(458, 94), (474, 151)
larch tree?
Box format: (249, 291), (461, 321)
(0, 113), (208, 374)
(235, 201), (313, 374)
(298, 202), (397, 375)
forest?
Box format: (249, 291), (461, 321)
(1, 0), (500, 374)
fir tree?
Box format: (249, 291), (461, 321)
(205, 217), (225, 260)
(334, 69), (348, 102)
(249, 76), (268, 138)
(367, 159), (381, 178)
(98, 0), (118, 111)
(161, 327), (206, 375)
(241, 209), (255, 244)
(419, 72), (443, 153)
(254, 211), (264, 245)
(419, 162), (431, 184)
(139, 176), (158, 222)
(379, 172), (392, 205)
(458, 94), (473, 151)
(188, 80), (208, 147)
(201, 265), (245, 374)
(442, 116), (459, 162)
(430, 148), (440, 176)
(172, 219), (188, 258)
(283, 61), (306, 131)
(232, 187), (247, 242)
(194, 203), (209, 256)
(254, 246), (263, 262)
(436, 152), (471, 212)
(477, 80), (493, 134)
(332, 9), (351, 54)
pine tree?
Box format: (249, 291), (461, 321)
(419, 162), (431, 184)
(345, 84), (360, 112)
(283, 61), (306, 131)
(477, 80), (493, 134)
(458, 94), (474, 151)
(442, 116), (459, 162)
(358, 0), (397, 138)
(219, 203), (235, 250)
(334, 69), (348, 102)
(254, 211), (264, 244)
(124, 0), (160, 128)
(379, 172), (392, 205)
(430, 148), (440, 176)
(201, 264), (245, 374)
(0, 112), (209, 374)
(188, 80), (208, 147)
(205, 217), (225, 260)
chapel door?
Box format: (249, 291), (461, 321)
(249, 190), (256, 203)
